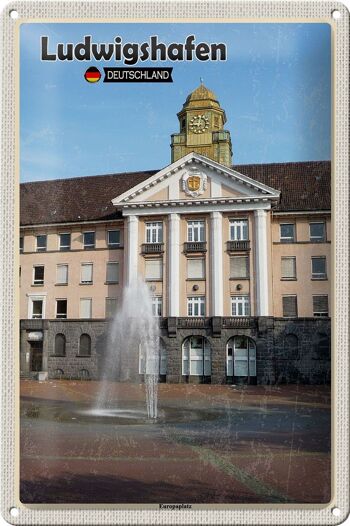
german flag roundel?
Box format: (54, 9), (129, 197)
(84, 67), (101, 83)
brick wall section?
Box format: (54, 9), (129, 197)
(20, 318), (331, 384)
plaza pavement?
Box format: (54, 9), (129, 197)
(20, 380), (331, 504)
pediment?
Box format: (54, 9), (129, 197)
(112, 153), (280, 207)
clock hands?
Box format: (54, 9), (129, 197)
(190, 114), (209, 133)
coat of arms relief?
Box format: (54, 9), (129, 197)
(181, 167), (208, 198)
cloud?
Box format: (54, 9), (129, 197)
(22, 126), (56, 147)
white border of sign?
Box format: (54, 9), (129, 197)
(0, 1), (349, 524)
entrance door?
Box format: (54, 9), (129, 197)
(30, 341), (43, 372)
(182, 336), (212, 379)
(226, 336), (257, 384)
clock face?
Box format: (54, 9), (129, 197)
(189, 114), (210, 134)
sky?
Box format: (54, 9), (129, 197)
(20, 23), (331, 182)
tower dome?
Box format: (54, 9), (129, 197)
(184, 84), (220, 109)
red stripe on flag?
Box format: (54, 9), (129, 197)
(85, 72), (101, 79)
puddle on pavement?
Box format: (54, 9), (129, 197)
(20, 399), (221, 426)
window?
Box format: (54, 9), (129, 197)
(280, 224), (295, 243)
(56, 299), (67, 319)
(159, 340), (167, 375)
(56, 264), (68, 285)
(83, 231), (95, 249)
(229, 219), (248, 241)
(28, 295), (46, 319)
(138, 343), (157, 375)
(313, 295), (329, 317)
(107, 230), (120, 247)
(230, 256), (249, 279)
(33, 265), (44, 285)
(79, 334), (91, 356)
(187, 258), (205, 279)
(139, 339), (167, 375)
(80, 298), (92, 319)
(182, 336), (211, 376)
(20, 236), (24, 253)
(187, 296), (205, 316)
(311, 257), (327, 279)
(36, 234), (47, 252)
(81, 263), (93, 284)
(105, 297), (118, 318)
(281, 257), (296, 279)
(145, 222), (163, 243)
(282, 295), (298, 317)
(31, 299), (43, 319)
(152, 296), (162, 317)
(106, 262), (119, 283)
(187, 220), (205, 242)
(226, 337), (256, 378)
(231, 296), (250, 316)
(310, 222), (326, 242)
(54, 334), (66, 356)
(145, 259), (162, 280)
(59, 233), (71, 251)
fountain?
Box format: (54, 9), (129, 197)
(95, 278), (160, 419)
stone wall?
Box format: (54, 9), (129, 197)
(20, 317), (331, 384)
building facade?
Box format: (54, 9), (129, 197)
(19, 84), (331, 384)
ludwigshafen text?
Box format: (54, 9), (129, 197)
(41, 35), (227, 64)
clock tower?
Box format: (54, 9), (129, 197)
(171, 83), (233, 167)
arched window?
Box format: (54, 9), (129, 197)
(159, 339), (167, 376)
(313, 333), (330, 360)
(53, 368), (64, 379)
(79, 334), (91, 356)
(182, 336), (211, 376)
(138, 338), (166, 375)
(284, 334), (299, 360)
(226, 336), (256, 379)
(54, 334), (66, 356)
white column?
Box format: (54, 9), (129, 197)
(210, 211), (223, 316)
(125, 215), (139, 287)
(254, 209), (269, 316)
(168, 213), (180, 316)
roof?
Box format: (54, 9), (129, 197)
(185, 83), (219, 105)
(20, 170), (157, 226)
(233, 160), (331, 213)
(20, 160), (330, 226)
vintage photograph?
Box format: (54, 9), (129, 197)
(19, 22), (331, 504)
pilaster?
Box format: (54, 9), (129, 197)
(254, 209), (269, 316)
(125, 215), (139, 287)
(210, 211), (223, 316)
(168, 213), (180, 316)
